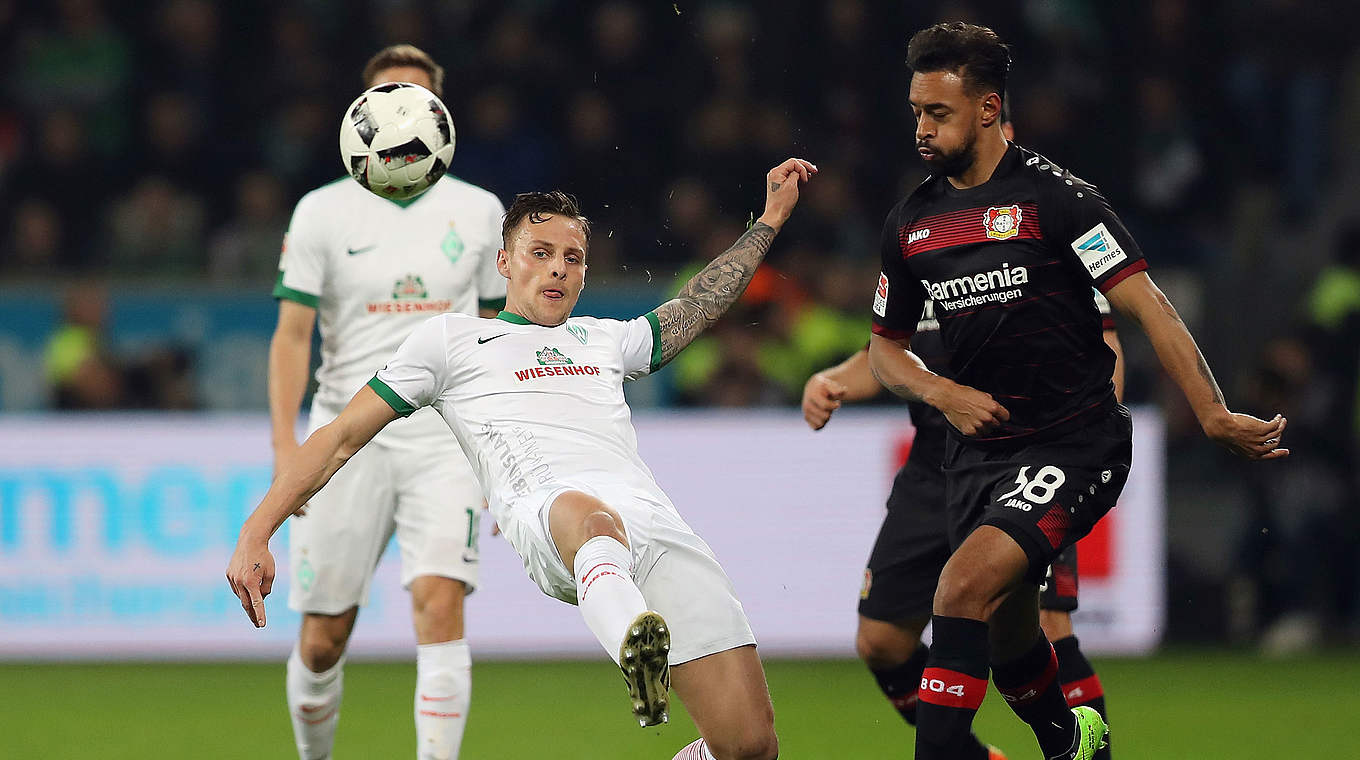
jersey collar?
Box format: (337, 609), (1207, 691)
(496, 310), (535, 325)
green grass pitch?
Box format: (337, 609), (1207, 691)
(2, 652), (1356, 758)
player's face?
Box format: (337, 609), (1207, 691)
(369, 66), (435, 92)
(498, 214), (588, 326)
(909, 71), (983, 178)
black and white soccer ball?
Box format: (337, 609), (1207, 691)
(339, 82), (454, 201)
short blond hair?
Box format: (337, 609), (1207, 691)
(362, 44), (445, 98)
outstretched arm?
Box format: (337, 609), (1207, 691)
(226, 385), (399, 627)
(1104, 271), (1287, 459)
(651, 158), (816, 367)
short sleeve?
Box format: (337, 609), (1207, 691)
(475, 194), (508, 311)
(368, 316), (449, 416)
(1047, 179), (1148, 293)
(273, 193), (326, 308)
(619, 314), (662, 381)
(1092, 289), (1116, 330)
(871, 205), (927, 340)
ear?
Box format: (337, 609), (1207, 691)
(979, 92), (1004, 129)
(496, 248), (511, 279)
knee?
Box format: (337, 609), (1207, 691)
(855, 624), (922, 670)
(1038, 609), (1073, 642)
(708, 729), (778, 760)
(933, 567), (997, 621)
(411, 578), (467, 640)
(298, 630), (348, 672)
(580, 509), (626, 544)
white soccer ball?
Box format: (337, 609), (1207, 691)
(339, 82), (455, 201)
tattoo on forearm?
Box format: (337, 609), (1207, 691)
(651, 222), (777, 366)
(1195, 350), (1226, 405)
(869, 362), (925, 402)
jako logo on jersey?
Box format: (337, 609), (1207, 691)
(1072, 222), (1128, 279)
(983, 205), (1022, 240)
(907, 228), (930, 244)
(920, 263), (1028, 302)
(873, 273), (889, 317)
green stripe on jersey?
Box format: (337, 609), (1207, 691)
(644, 311), (663, 373)
(366, 376), (417, 417)
(272, 272), (319, 308)
(496, 310), (534, 325)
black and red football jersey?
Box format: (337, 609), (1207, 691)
(873, 143), (1143, 443)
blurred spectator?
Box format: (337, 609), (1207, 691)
(207, 170), (288, 283)
(43, 281), (124, 408)
(105, 176), (206, 274)
(10, 109), (114, 267)
(6, 199), (64, 273)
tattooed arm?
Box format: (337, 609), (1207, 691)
(1105, 270), (1288, 460)
(651, 158), (816, 366)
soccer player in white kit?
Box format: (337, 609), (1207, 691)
(231, 157), (817, 760)
(268, 45), (504, 760)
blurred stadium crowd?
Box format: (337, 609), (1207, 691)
(2, 0), (1359, 644)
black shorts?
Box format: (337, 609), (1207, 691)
(859, 456), (951, 622)
(1040, 544), (1079, 612)
(859, 457), (1088, 622)
(943, 403), (1133, 586)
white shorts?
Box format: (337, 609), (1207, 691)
(494, 483), (756, 665)
(288, 406), (483, 615)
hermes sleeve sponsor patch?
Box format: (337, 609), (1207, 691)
(1071, 223), (1128, 280)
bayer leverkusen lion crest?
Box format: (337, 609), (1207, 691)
(983, 204), (1022, 240)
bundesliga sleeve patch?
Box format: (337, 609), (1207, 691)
(873, 272), (889, 317)
(1072, 223), (1128, 280)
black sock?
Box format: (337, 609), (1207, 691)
(1053, 635), (1110, 758)
(914, 616), (991, 760)
(870, 643), (991, 759)
(992, 633), (1077, 759)
(871, 642), (930, 724)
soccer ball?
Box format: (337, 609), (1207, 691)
(339, 82), (455, 201)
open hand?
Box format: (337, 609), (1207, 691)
(1203, 412), (1289, 460)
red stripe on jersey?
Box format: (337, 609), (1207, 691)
(1097, 259), (1147, 293)
(1051, 561), (1079, 598)
(917, 668), (988, 710)
(1037, 504), (1072, 549)
(871, 323), (914, 341)
(900, 203), (1041, 258)
(1101, 316), (1116, 330)
(1062, 674), (1106, 705)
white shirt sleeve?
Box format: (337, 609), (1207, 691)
(476, 194), (508, 310)
(618, 313), (662, 382)
(274, 193), (327, 307)
(368, 315), (450, 416)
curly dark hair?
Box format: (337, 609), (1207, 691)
(501, 191), (592, 249)
(906, 22), (1011, 104)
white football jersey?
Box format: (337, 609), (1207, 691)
(369, 311), (668, 517)
(275, 174), (507, 418)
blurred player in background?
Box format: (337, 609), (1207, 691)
(269, 44), (505, 760)
(803, 113), (1122, 760)
(867, 22), (1287, 760)
(232, 158), (815, 760)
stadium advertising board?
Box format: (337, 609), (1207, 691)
(0, 409), (1162, 659)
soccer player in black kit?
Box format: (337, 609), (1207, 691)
(867, 23), (1289, 760)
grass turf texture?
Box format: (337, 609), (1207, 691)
(3, 652), (1356, 758)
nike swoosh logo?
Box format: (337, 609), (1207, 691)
(347, 245), (377, 256)
(477, 333), (510, 344)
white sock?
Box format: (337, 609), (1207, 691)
(415, 639), (471, 760)
(574, 535), (648, 664)
(673, 738), (717, 759)
(286, 645), (344, 760)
